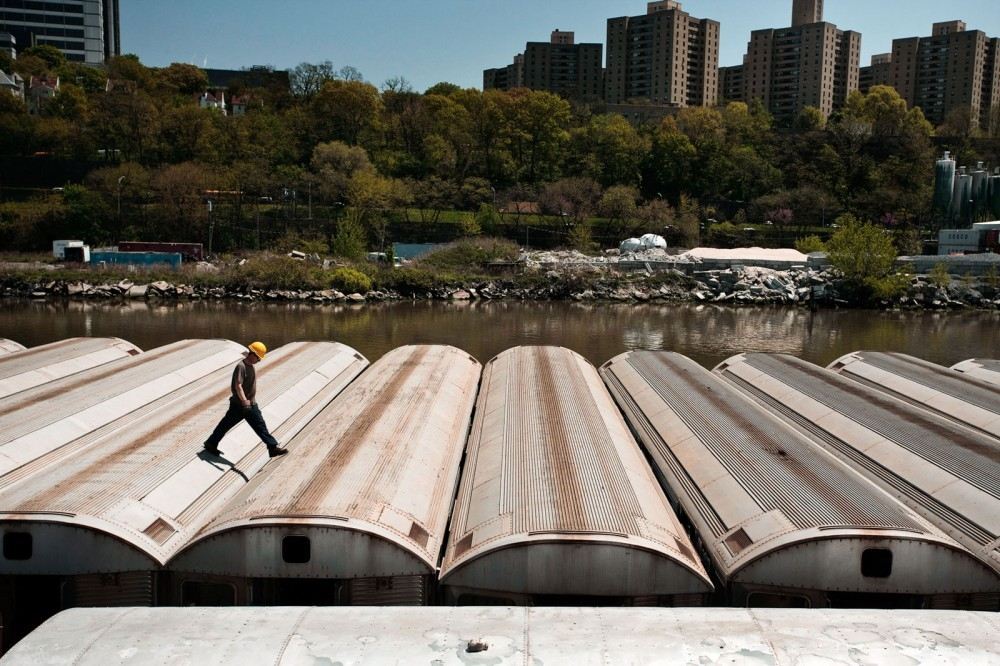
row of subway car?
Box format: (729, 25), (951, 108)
(0, 337), (997, 649)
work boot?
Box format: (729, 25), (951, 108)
(203, 445), (223, 456)
(269, 447), (288, 458)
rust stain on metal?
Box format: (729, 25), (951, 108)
(142, 518), (176, 544)
(0, 343), (177, 420)
(725, 528), (753, 554)
(281, 346), (430, 514)
(535, 347), (587, 530)
(408, 522), (429, 549)
(768, 355), (1000, 466)
(453, 533), (473, 557)
(12, 345), (314, 513)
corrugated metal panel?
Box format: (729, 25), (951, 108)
(6, 607), (1000, 664)
(441, 346), (712, 598)
(0, 337), (141, 400)
(716, 353), (1000, 577)
(349, 575), (427, 605)
(830, 352), (1000, 439)
(0, 339), (246, 482)
(171, 345), (480, 580)
(67, 572), (154, 607)
(951, 359), (1000, 388)
(0, 342), (367, 574)
(0, 340), (25, 356)
(601, 351), (999, 595)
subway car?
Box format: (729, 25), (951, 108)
(0, 342), (366, 650)
(0, 337), (141, 400)
(602, 351), (1000, 609)
(829, 351), (1000, 439)
(439, 346), (713, 605)
(169, 345), (481, 606)
(716, 352), (1000, 608)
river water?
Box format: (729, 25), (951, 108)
(2, 299), (998, 370)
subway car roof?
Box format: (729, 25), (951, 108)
(952, 358), (1000, 387)
(440, 346), (712, 597)
(829, 351), (1000, 439)
(0, 342), (367, 574)
(5, 607), (999, 664)
(0, 338), (246, 481)
(170, 345), (480, 579)
(0, 339), (25, 355)
(0, 337), (141, 400)
(715, 352), (1000, 577)
(602, 351), (1000, 594)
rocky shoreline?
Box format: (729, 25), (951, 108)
(3, 264), (999, 309)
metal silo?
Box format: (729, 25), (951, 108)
(933, 151), (956, 218)
(991, 168), (1000, 219)
(971, 161), (988, 218)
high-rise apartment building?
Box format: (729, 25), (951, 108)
(888, 21), (1000, 129)
(0, 0), (119, 64)
(484, 31), (602, 101)
(727, 0), (859, 122)
(605, 1), (719, 107)
(858, 53), (892, 94)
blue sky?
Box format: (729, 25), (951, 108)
(123, 1), (1000, 91)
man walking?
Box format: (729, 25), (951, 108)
(203, 341), (288, 458)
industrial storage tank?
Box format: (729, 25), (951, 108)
(716, 353), (1000, 600)
(829, 351), (1000, 439)
(952, 358), (1000, 387)
(0, 339), (246, 481)
(951, 167), (972, 222)
(0, 341), (24, 356)
(440, 346), (712, 605)
(992, 168), (1000, 219)
(0, 337), (141, 400)
(972, 162), (989, 217)
(0, 342), (366, 649)
(933, 151), (956, 218)
(602, 351), (999, 608)
(170, 345), (480, 606)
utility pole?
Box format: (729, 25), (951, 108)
(116, 175), (126, 242)
(207, 199), (214, 256)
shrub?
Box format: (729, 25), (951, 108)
(417, 237), (519, 272)
(327, 266), (371, 294)
(927, 262), (952, 287)
(230, 256), (319, 290)
(331, 217), (367, 260)
(795, 235), (825, 254)
(569, 223), (597, 254)
(379, 268), (448, 295)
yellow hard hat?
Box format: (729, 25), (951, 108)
(247, 341), (267, 359)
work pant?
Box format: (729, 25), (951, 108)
(205, 401), (280, 451)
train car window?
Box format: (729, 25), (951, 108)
(2, 532), (32, 560)
(282, 535), (311, 564)
(861, 549), (893, 578)
(181, 581), (236, 606)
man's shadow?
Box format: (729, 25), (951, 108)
(197, 450), (250, 483)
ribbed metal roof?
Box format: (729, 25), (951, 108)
(170, 345), (479, 578)
(441, 346), (711, 597)
(602, 351), (999, 593)
(0, 339), (25, 355)
(0, 337), (141, 400)
(0, 339), (245, 481)
(0, 342), (367, 573)
(716, 353), (1000, 576)
(830, 351), (1000, 439)
(952, 359), (1000, 387)
(7, 607), (1000, 665)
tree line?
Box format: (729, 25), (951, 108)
(0, 48), (997, 255)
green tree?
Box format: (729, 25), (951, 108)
(826, 214), (903, 298)
(156, 63), (209, 96)
(20, 45), (65, 71)
(567, 113), (648, 186)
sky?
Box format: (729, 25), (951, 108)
(122, 1), (1000, 91)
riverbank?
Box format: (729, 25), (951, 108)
(2, 259), (999, 310)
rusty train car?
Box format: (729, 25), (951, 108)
(0, 342), (367, 650)
(829, 351), (1000, 440)
(0, 337), (141, 400)
(951, 358), (1000, 387)
(169, 345), (481, 606)
(716, 352), (1000, 608)
(440, 346), (712, 605)
(602, 351), (1000, 609)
